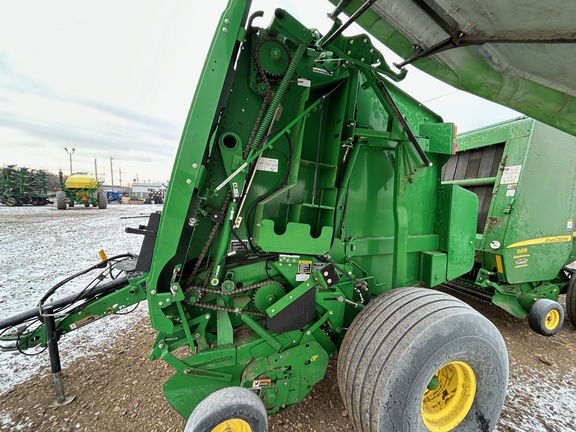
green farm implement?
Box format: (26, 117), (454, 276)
(0, 165), (51, 206)
(442, 118), (576, 335)
(56, 170), (107, 210)
(1, 1), (575, 431)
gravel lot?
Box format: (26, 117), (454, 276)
(1, 204), (575, 431)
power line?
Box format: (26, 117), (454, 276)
(422, 90), (460, 103)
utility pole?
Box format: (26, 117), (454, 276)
(119, 168), (122, 193)
(64, 148), (75, 175)
(110, 157), (114, 189)
(94, 158), (98, 181)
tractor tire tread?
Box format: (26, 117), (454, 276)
(338, 287), (508, 432)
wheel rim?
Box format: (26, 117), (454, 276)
(545, 309), (560, 330)
(211, 419), (252, 432)
(422, 361), (477, 432)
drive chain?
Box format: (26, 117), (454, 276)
(187, 301), (266, 317)
(185, 193), (232, 290)
(184, 280), (284, 317)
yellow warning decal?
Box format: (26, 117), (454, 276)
(507, 235), (572, 248)
(495, 255), (503, 274)
(252, 379), (271, 388)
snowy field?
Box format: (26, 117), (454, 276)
(0, 203), (161, 394)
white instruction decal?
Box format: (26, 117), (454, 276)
(312, 67), (333, 76)
(256, 157), (279, 173)
(500, 165), (522, 184)
(505, 184), (517, 197)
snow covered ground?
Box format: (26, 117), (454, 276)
(0, 203), (161, 394)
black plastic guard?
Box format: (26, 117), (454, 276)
(266, 285), (316, 334)
(126, 211), (161, 272)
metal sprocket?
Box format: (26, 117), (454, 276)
(256, 38), (291, 78)
(252, 283), (286, 312)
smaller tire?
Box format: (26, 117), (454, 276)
(185, 387), (268, 432)
(97, 191), (108, 209)
(565, 273), (576, 327)
(528, 299), (564, 336)
(69, 200), (75, 207)
(84, 201), (90, 207)
(56, 191), (67, 210)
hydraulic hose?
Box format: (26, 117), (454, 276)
(0, 276), (129, 330)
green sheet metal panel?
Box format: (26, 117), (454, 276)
(456, 118), (576, 284)
(331, 0), (576, 137)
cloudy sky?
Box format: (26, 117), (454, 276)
(0, 0), (519, 185)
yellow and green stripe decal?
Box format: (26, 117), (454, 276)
(507, 235), (573, 249)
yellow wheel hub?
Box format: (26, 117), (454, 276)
(545, 309), (560, 330)
(211, 419), (252, 432)
(422, 361), (477, 432)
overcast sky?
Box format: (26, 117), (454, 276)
(0, 0), (519, 185)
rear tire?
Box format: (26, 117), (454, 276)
(56, 191), (67, 210)
(185, 386), (268, 432)
(97, 191), (108, 209)
(528, 298), (564, 336)
(338, 287), (508, 432)
(567, 273), (576, 327)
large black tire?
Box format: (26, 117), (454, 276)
(528, 298), (564, 336)
(338, 287), (508, 432)
(185, 386), (268, 432)
(567, 273), (576, 327)
(97, 191), (108, 209)
(56, 191), (67, 210)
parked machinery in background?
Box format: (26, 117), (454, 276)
(442, 118), (576, 335)
(105, 190), (124, 204)
(56, 170), (107, 210)
(144, 192), (164, 205)
(0, 165), (51, 206)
